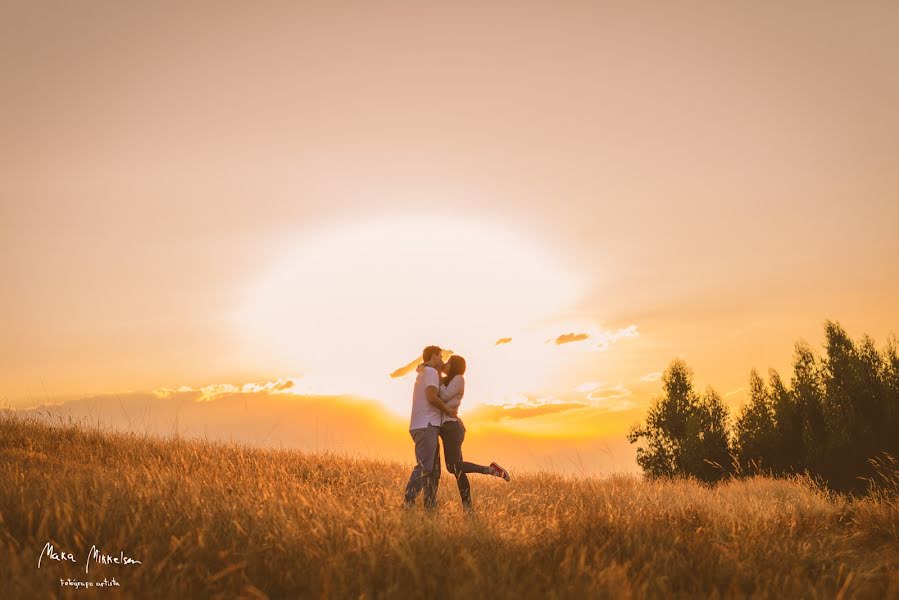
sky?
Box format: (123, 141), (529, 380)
(2, 1), (898, 473)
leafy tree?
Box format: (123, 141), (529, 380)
(820, 321), (898, 490)
(790, 340), (827, 472)
(768, 368), (804, 474)
(856, 334), (898, 471)
(881, 336), (899, 460)
(629, 359), (733, 483)
(630, 321), (897, 493)
(734, 369), (777, 474)
(689, 387), (733, 481)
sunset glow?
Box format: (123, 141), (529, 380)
(2, 1), (897, 475)
(235, 215), (584, 415)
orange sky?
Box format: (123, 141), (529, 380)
(2, 2), (898, 472)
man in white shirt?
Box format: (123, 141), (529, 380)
(402, 345), (457, 510)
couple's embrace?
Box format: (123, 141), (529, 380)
(402, 345), (510, 513)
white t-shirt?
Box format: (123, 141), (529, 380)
(409, 364), (443, 430)
(439, 375), (464, 423)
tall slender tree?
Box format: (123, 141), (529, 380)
(629, 359), (732, 483)
(768, 368), (804, 474)
(734, 369), (777, 474)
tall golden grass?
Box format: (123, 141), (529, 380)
(1, 412), (896, 599)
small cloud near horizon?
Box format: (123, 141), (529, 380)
(639, 371), (662, 382)
(154, 377), (301, 402)
(552, 332), (590, 345)
(482, 381), (635, 416)
(495, 337), (512, 345)
(594, 325), (639, 350)
(470, 401), (589, 422)
(583, 382), (634, 412)
(548, 325), (639, 350)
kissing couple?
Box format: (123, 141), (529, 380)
(402, 345), (510, 513)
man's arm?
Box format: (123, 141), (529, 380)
(427, 386), (457, 417)
(443, 377), (464, 412)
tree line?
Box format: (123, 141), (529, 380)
(628, 320), (898, 492)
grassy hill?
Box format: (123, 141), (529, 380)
(1, 413), (896, 599)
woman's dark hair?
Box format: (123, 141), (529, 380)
(442, 355), (466, 387)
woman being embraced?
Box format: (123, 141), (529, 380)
(437, 355), (510, 512)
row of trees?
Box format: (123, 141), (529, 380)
(628, 321), (899, 492)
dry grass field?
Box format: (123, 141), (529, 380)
(1, 412), (897, 599)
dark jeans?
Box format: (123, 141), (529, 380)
(403, 425), (442, 509)
(439, 419), (489, 509)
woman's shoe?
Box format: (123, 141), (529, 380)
(488, 462), (511, 481)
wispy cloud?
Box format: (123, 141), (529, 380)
(473, 401), (588, 421)
(547, 324), (639, 350)
(552, 332), (590, 345)
(583, 382), (634, 411)
(481, 381), (635, 417)
(154, 378), (301, 402)
(593, 325), (639, 350)
(495, 337), (512, 346)
(639, 371), (662, 382)
(574, 381), (602, 392)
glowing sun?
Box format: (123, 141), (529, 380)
(236, 215), (582, 415)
